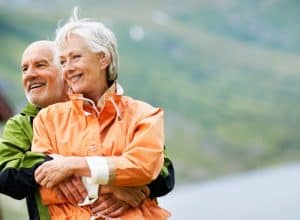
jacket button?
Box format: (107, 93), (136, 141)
(89, 145), (97, 151)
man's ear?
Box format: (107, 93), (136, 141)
(99, 51), (111, 70)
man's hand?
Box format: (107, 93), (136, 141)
(91, 194), (130, 218)
(52, 176), (87, 204)
(35, 157), (73, 188)
(101, 185), (150, 208)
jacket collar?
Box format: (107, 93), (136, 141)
(69, 82), (124, 119)
(22, 103), (41, 117)
(96, 82), (123, 109)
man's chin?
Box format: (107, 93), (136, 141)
(26, 95), (43, 107)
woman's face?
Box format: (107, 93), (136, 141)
(59, 34), (108, 102)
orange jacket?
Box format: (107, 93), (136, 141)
(32, 84), (170, 219)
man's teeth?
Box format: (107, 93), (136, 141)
(30, 83), (44, 89)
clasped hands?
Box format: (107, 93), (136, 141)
(34, 156), (150, 218)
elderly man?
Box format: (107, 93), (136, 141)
(0, 41), (174, 219)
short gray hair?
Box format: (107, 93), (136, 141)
(55, 7), (119, 83)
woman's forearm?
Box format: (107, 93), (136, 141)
(35, 156), (91, 188)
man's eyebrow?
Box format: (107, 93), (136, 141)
(37, 58), (48, 62)
(35, 59), (50, 64)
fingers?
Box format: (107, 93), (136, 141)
(64, 178), (85, 203)
(141, 186), (150, 197)
(92, 194), (129, 219)
(122, 188), (146, 207)
(92, 194), (112, 213)
(106, 204), (129, 218)
(34, 164), (46, 184)
(55, 182), (77, 203)
(107, 186), (148, 208)
(41, 157), (74, 186)
(99, 202), (122, 216)
(135, 189), (147, 202)
(34, 162), (58, 187)
(40, 176), (49, 187)
(35, 166), (50, 187)
(54, 176), (87, 204)
(44, 175), (56, 188)
(71, 176), (88, 199)
(122, 194), (139, 208)
(53, 186), (68, 202)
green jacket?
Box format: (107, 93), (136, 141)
(0, 103), (175, 220)
(0, 103), (50, 220)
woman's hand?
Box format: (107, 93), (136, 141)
(53, 175), (88, 204)
(91, 194), (129, 218)
(90, 185), (149, 218)
(35, 157), (73, 188)
(101, 185), (150, 208)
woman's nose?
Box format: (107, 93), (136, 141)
(62, 60), (75, 73)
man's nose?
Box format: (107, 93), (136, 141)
(25, 66), (38, 78)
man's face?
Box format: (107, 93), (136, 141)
(21, 41), (65, 108)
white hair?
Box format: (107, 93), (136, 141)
(55, 6), (119, 83)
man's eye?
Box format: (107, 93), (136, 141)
(37, 63), (46, 68)
(22, 67), (28, 72)
(73, 54), (81, 60)
(60, 60), (66, 66)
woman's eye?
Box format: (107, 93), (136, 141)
(60, 60), (66, 66)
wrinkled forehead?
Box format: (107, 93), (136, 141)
(21, 43), (55, 65)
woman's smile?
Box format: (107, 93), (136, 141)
(69, 73), (83, 83)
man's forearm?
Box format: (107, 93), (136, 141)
(148, 157), (175, 198)
(0, 157), (51, 199)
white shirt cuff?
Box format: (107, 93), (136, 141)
(78, 177), (99, 206)
(85, 156), (109, 184)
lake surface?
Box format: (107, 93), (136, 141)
(159, 163), (300, 220)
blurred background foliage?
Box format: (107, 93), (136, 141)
(1, 0), (300, 181)
(0, 1), (299, 217)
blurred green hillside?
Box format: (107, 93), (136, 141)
(0, 0), (300, 184)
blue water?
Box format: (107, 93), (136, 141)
(160, 163), (300, 220)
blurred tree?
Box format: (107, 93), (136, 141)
(0, 90), (13, 122)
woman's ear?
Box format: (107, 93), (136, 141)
(99, 51), (111, 70)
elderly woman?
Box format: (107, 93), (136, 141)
(32, 8), (170, 220)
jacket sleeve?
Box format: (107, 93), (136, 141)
(148, 150), (175, 198)
(31, 111), (68, 205)
(109, 107), (164, 186)
(0, 116), (49, 199)
(31, 110), (56, 154)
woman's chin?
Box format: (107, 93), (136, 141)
(71, 86), (83, 94)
